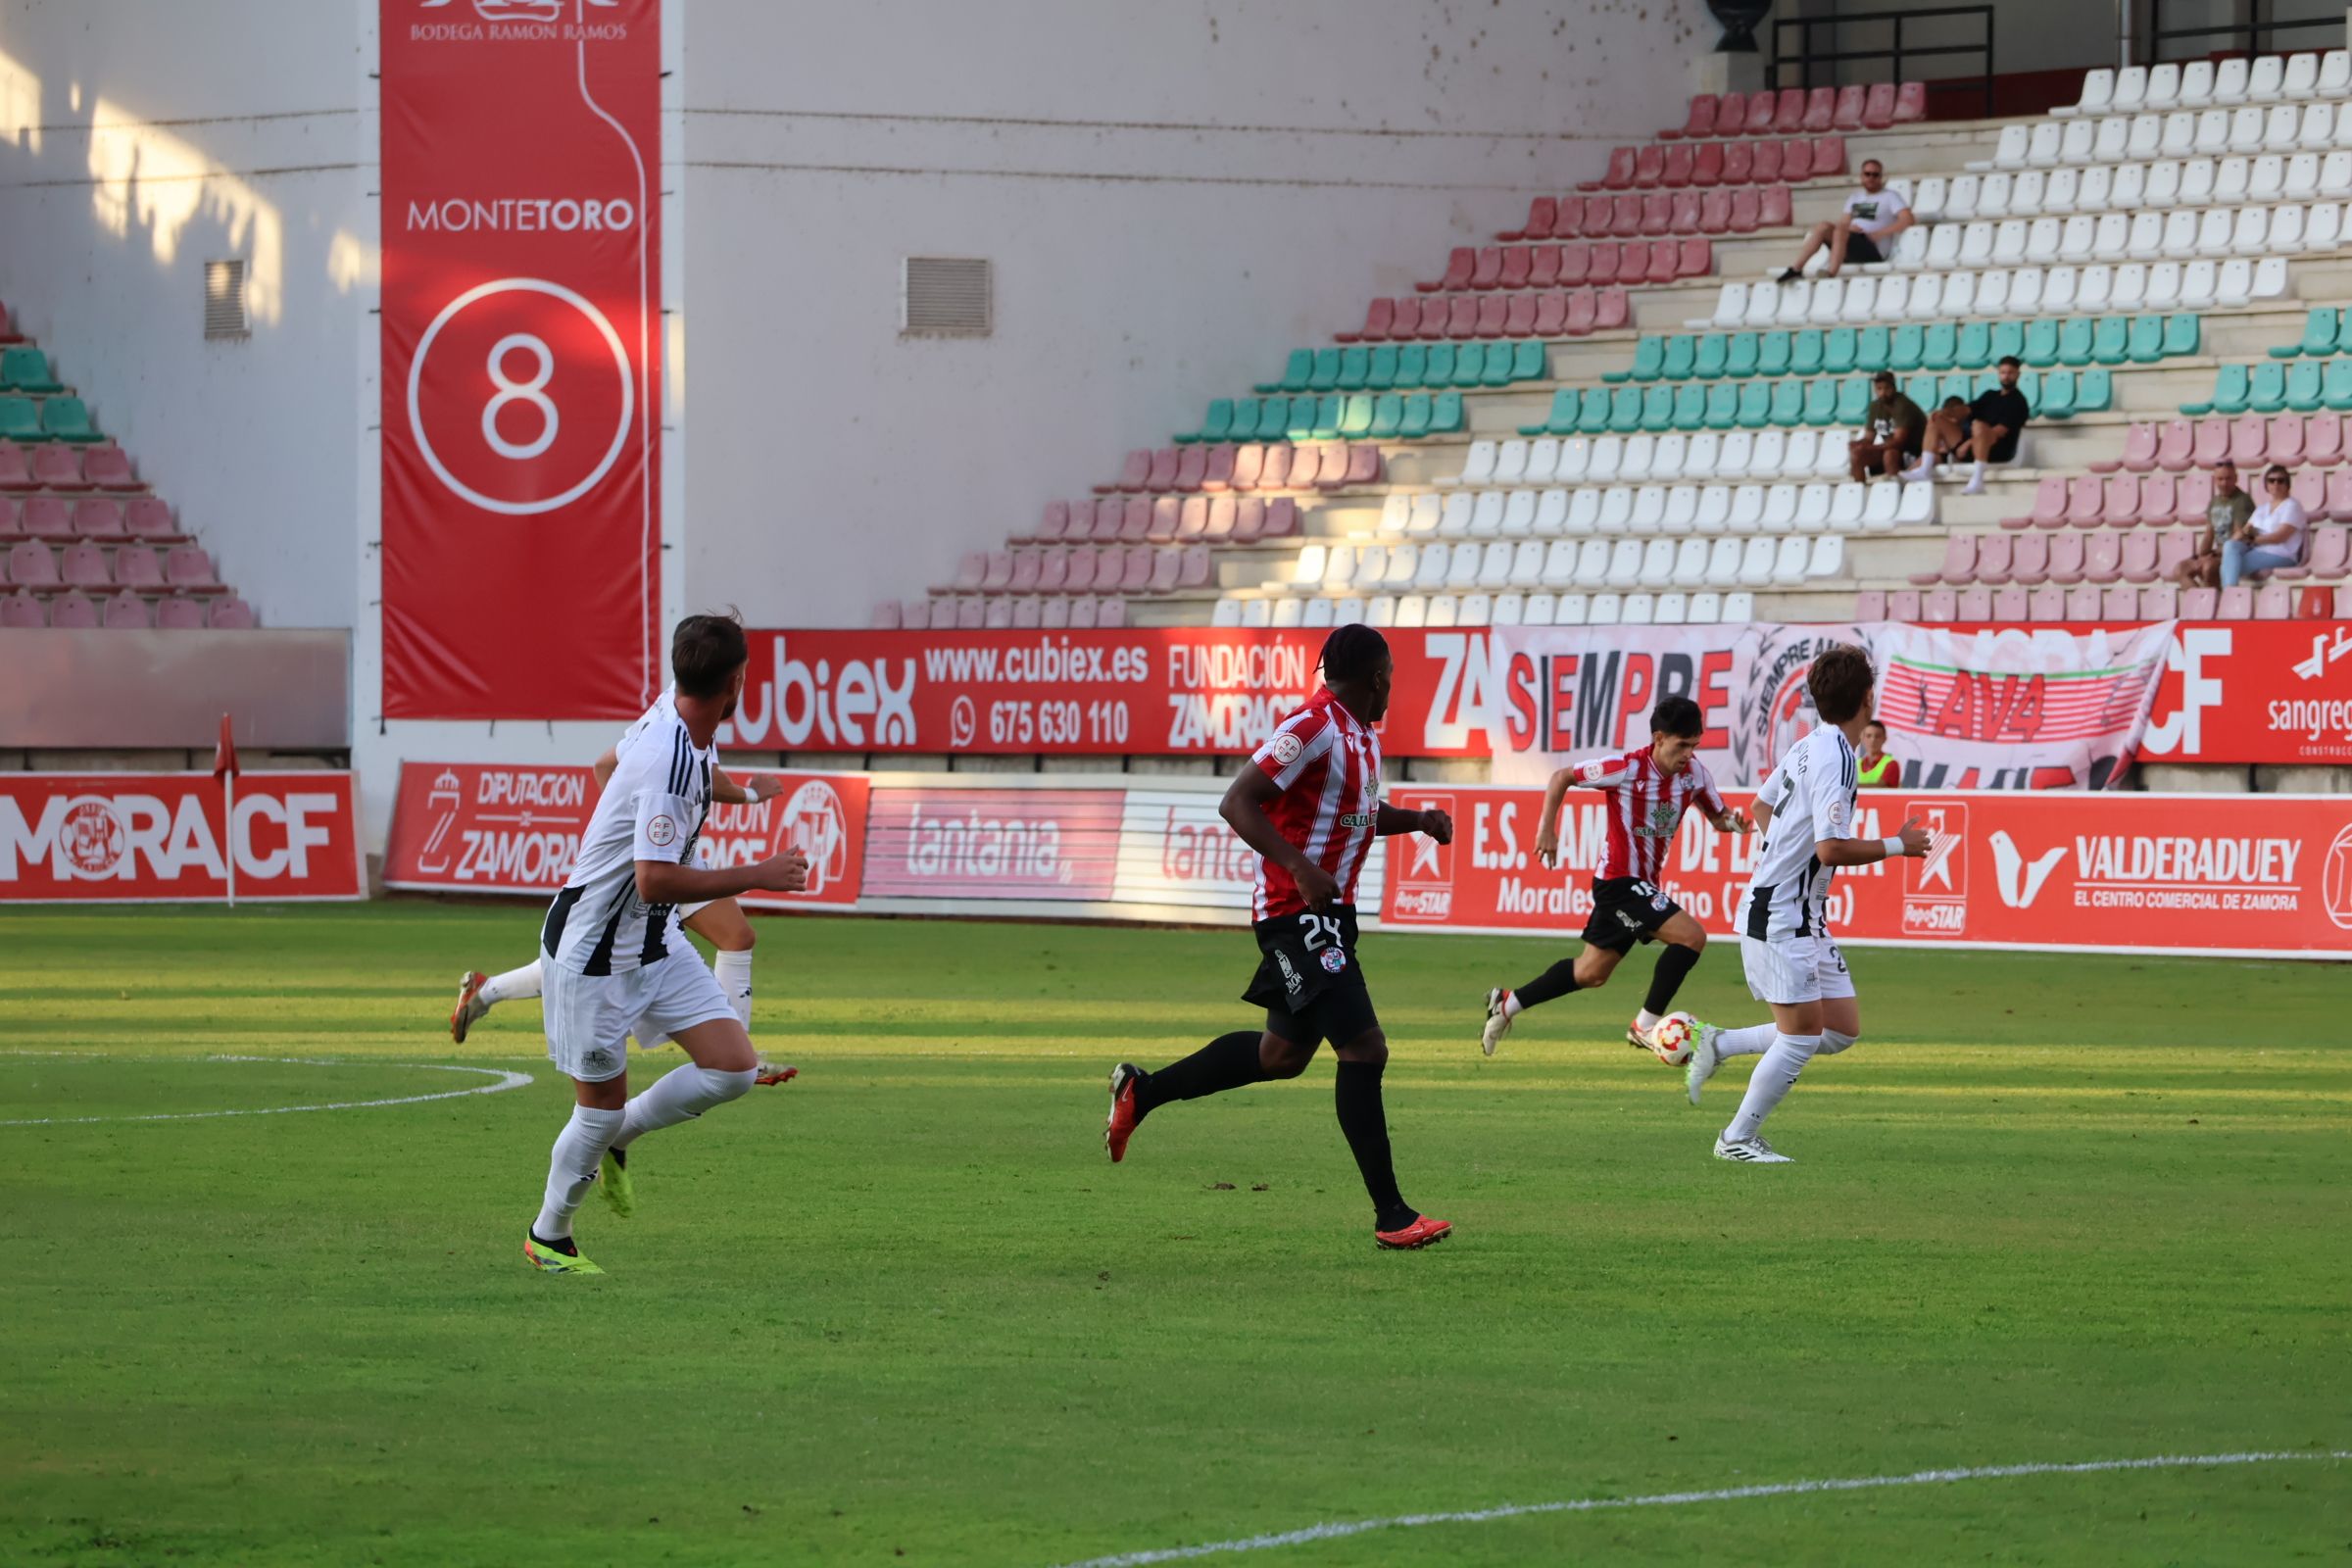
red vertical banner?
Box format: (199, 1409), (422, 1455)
(380, 0), (662, 719)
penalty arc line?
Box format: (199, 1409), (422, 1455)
(1049, 1449), (2352, 1568)
(0, 1054), (533, 1127)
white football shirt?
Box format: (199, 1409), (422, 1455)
(541, 690), (713, 975)
(1738, 724), (1858, 941)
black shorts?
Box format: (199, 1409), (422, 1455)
(1971, 417), (2021, 464)
(1243, 904), (1381, 1048)
(1844, 230), (1885, 265)
(1582, 876), (1681, 954)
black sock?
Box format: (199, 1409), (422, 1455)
(1511, 957), (1582, 1010)
(1133, 1031), (1266, 1119)
(1643, 943), (1702, 1016)
(528, 1231), (578, 1256)
(1334, 1059), (1413, 1231)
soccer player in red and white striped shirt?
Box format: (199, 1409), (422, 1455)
(1479, 695), (1752, 1063)
(1102, 625), (1457, 1250)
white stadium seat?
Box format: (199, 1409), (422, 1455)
(2228, 106), (2266, 153)
(2309, 201), (2342, 250)
(2145, 261), (2182, 309)
(1687, 591), (1723, 623)
(2111, 263), (2146, 311)
(1944, 173), (1981, 220)
(2194, 109), (2230, 154)
(1492, 439), (1530, 486)
(1652, 591), (1687, 625)
(2063, 68), (2114, 119)
(2180, 60), (2216, 109)
(2077, 263), (2111, 312)
(1829, 481), (1866, 531)
(1423, 594), (1457, 627)
(1889, 226), (1930, 270)
(2264, 104), (2301, 150)
(2213, 58), (2250, 107)
(1446, 441), (1495, 488)
(2252, 254), (2289, 298)
(2160, 111), (2196, 159)
(1303, 597), (1335, 627)
(2043, 167), (2079, 212)
(2042, 264), (2079, 311)
(2129, 113), (2164, 159)
(1704, 537), (1741, 586)
(2078, 164), (2113, 209)
(1534, 487), (1569, 535)
(1586, 592), (1620, 626)
(2111, 66), (2149, 114)
(1554, 591), (1588, 625)
(1456, 592), (1491, 627)
(2286, 151), (2322, 198)
(1470, 490), (1504, 536)
(1520, 591), (1555, 626)
(2179, 259), (2219, 308)
(2118, 160), (2155, 207)
(1663, 485), (1699, 532)
(1501, 488), (1538, 535)
(2320, 51), (2352, 99)
(2026, 122), (2063, 166)
(1864, 481), (1901, 529)
(2284, 52), (2320, 100)
(1906, 273), (1943, 318)
(1990, 123), (2030, 168)
(1737, 537), (1776, 586)
(2249, 54), (2285, 104)
(1977, 269), (2011, 314)
(1770, 536), (1809, 585)
(1911, 175), (1948, 219)
(2145, 63), (2182, 111)
(1939, 271), (1975, 316)
(2090, 212), (2130, 260)
(1272, 596), (1304, 627)
(2251, 153), (2286, 200)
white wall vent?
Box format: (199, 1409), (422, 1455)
(901, 257), (992, 337)
(204, 259), (248, 340)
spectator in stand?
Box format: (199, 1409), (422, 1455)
(1850, 371), (1926, 482)
(1910, 357), (2033, 496)
(2222, 466), (2309, 586)
(1857, 721), (1901, 789)
(2174, 459), (2254, 589)
(1778, 159), (1915, 282)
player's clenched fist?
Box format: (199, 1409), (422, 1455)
(1417, 808), (1453, 846)
(1896, 815), (1932, 857)
(754, 848), (810, 892)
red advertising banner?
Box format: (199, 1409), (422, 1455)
(1383, 784), (2352, 958)
(380, 0), (662, 719)
(381, 761), (868, 909)
(859, 788), (1124, 902)
(0, 773), (365, 903)
(2144, 620), (2352, 766)
(721, 628), (1490, 758)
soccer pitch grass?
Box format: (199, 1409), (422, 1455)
(3, 905), (2345, 1567)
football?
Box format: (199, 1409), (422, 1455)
(1647, 1011), (1696, 1067)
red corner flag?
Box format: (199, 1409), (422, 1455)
(213, 712), (240, 778)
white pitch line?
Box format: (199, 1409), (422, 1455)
(1051, 1449), (2351, 1568)
(0, 1054), (532, 1127)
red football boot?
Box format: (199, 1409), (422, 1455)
(754, 1061), (799, 1087)
(1374, 1213), (1452, 1250)
(1104, 1063), (1143, 1162)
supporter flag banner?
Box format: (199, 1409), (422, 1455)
(1487, 620), (2175, 790)
(380, 0), (662, 719)
(1382, 784), (2352, 958)
(380, 761), (868, 909)
(2144, 619), (2352, 765)
(722, 628), (1492, 758)
(0, 773), (366, 903)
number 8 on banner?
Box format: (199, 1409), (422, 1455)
(406, 276), (635, 517)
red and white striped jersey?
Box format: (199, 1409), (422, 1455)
(1248, 688), (1383, 920)
(1570, 745), (1727, 884)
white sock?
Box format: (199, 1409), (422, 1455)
(533, 1104), (624, 1241)
(1817, 1028), (1859, 1056)
(611, 1062), (757, 1152)
(1714, 1022), (1779, 1059)
(1501, 990), (1526, 1019)
(1915, 452), (1936, 475)
(712, 949), (754, 1029)
(1722, 1033), (1821, 1143)
(1635, 1008), (1661, 1033)
(480, 960), (543, 1006)
(1968, 460), (1985, 484)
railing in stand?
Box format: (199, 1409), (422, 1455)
(1768, 5), (1995, 120)
(2145, 0), (2342, 64)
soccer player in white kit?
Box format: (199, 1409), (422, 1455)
(1686, 645), (1929, 1163)
(522, 614), (810, 1274)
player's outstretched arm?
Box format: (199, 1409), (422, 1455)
(1375, 803), (1450, 843)
(1221, 765), (1337, 909)
(635, 850), (808, 906)
(1816, 814), (1931, 867)
(710, 767), (781, 807)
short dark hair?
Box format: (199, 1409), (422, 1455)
(1862, 719), (1887, 735)
(1872, 370), (1896, 388)
(1808, 644), (1876, 725)
(671, 611), (749, 698)
(1318, 623), (1390, 686)
(1940, 396), (1967, 412)
(1996, 355), (2023, 369)
(1650, 695), (1703, 739)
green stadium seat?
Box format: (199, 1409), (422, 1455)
(2057, 317), (2094, 367)
(1230, 398), (1266, 441)
(1801, 377), (1838, 424)
(1510, 340), (1546, 382)
(1824, 327), (1858, 373)
(1425, 343), (1457, 387)
(2286, 358), (2325, 413)
(1402, 393), (1436, 439)
(1311, 394), (1346, 439)
(2325, 358), (2352, 412)
(1259, 348), (1311, 394)
(0, 348), (58, 393)
(1254, 396), (1291, 439)
(1767, 378), (1803, 426)
(2125, 315), (2163, 365)
(2247, 360), (2287, 414)
(1672, 382), (1707, 428)
(0, 396), (36, 442)
(1889, 324), (1925, 373)
(1482, 345), (1515, 388)
(1640, 383), (1676, 432)
(1186, 399), (1233, 444)
(2272, 308), (2337, 360)
(1287, 396), (1323, 441)
(2090, 316), (2130, 367)
(1339, 394), (1374, 439)
(2024, 318), (2061, 366)
(1396, 343), (1429, 388)
(2184, 364), (2247, 416)
(1899, 372), (1934, 411)
(1693, 333), (1730, 379)
(2017, 368), (2042, 406)
(2076, 368), (2110, 413)
(1337, 345), (1371, 391)
(1451, 342), (1486, 388)
(1608, 385), (1643, 433)
(1790, 329), (1826, 376)
(1726, 332), (1761, 378)
(1854, 325), (1890, 372)
(1759, 330), (1792, 377)
(2040, 369), (2077, 418)
(1366, 343), (1399, 390)
(1428, 391), (1464, 435)
(1735, 380), (1772, 428)
(1662, 334), (1698, 379)
(1835, 376), (1869, 424)
(1955, 320), (1991, 370)
(2162, 314), (2198, 358)
(1989, 320), (2026, 364)
(38, 395), (94, 441)
(1577, 386), (1612, 435)
(1702, 382), (1739, 429)
(1533, 388), (1579, 436)
(1369, 393), (1405, 439)
(1922, 321), (1957, 371)
(1942, 372), (1977, 405)
(1308, 348), (1343, 392)
(1613, 335), (1664, 383)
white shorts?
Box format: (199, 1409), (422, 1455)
(1740, 932), (1857, 1005)
(542, 954), (739, 1082)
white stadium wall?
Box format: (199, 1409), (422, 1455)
(673, 0), (1722, 626)
(0, 0), (368, 631)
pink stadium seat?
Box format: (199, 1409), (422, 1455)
(1038, 596), (1070, 630)
(1577, 195), (1610, 234)
(1728, 187), (1761, 233)
(2046, 531), (2086, 583)
(2028, 584), (2066, 620)
(1669, 93), (1720, 140)
(1526, 245), (1561, 288)
(1922, 587), (1958, 621)
(942, 551), (985, 593)
(2293, 469), (2328, 517)
(1752, 139), (1784, 183)
(1533, 291), (1570, 336)
(1892, 81), (1928, 123)
(1038, 548), (1069, 591)
(1008, 550), (1041, 593)
(2010, 531), (2050, 584)
(1691, 140), (1725, 186)
(1991, 586), (2028, 620)
(1107, 449), (1150, 494)
(2306, 410), (2343, 466)
(2067, 475), (2105, 527)
(1259, 443), (1295, 490)
(1553, 198), (1585, 239)
(1470, 246), (1505, 289)
(1771, 88), (1806, 135)
(1782, 139), (1813, 182)
(101, 589), (149, 629)
(1231, 445), (1267, 492)
(1228, 498), (1265, 544)
(2098, 422), (2159, 473)
(1592, 147), (1637, 192)
(1698, 188), (1733, 233)
(1913, 532), (1974, 585)
(2100, 585), (2136, 619)
(2190, 417), (2230, 469)
(1010, 597), (1040, 630)
(82, 446), (139, 490)
(71, 498), (124, 540)
(1886, 588), (1921, 619)
(2059, 583), (2098, 620)
(2176, 470), (2213, 520)
(1172, 445), (1206, 492)
(1147, 550), (1181, 594)
(2026, 476), (2068, 527)
(2141, 583), (2180, 620)
(1341, 297), (1392, 343)
(1148, 496), (1181, 542)
(1177, 495), (1209, 538)
(2216, 585), (2253, 620)
(1097, 596), (1129, 629)
(1064, 548), (1099, 592)
(2083, 533), (2123, 583)
(1444, 296), (1478, 339)
(1812, 136), (1847, 177)
(2103, 474), (2142, 525)
(1854, 588), (1886, 618)
(0, 442), (28, 490)
(1122, 545), (1156, 592)
(1973, 531), (2013, 583)
(2141, 473), (2179, 520)
(1639, 192), (1673, 234)
(1344, 445), (1382, 486)
(2229, 414), (2269, 467)
(2120, 531), (2161, 582)
(1286, 445), (1323, 489)
(1421, 247), (1475, 294)
(2307, 525), (2350, 575)
(1261, 496), (1300, 539)
(112, 545), (163, 591)
(1088, 497), (1123, 540)
(1647, 239), (1680, 279)
(0, 496), (18, 540)
(48, 589), (97, 628)
(1619, 244), (1654, 286)
(1591, 242), (1625, 285)
(1759, 185), (1793, 227)
(31, 445), (84, 490)
(2154, 530), (2196, 580)
(1, 588), (43, 626)
(7, 539), (57, 589)
(165, 545), (221, 594)
(1500, 196), (1556, 243)
(2325, 469), (2352, 521)
(897, 598), (928, 629)
(1473, 294), (1508, 337)
(1119, 497), (1152, 542)
(1564, 290), (1598, 337)
(1801, 87), (1837, 134)
(1316, 442), (1352, 489)
(24, 496), (72, 540)
(1631, 145), (1666, 186)
(952, 597), (983, 630)
(1677, 237), (1713, 277)
(1033, 501), (1070, 543)
(1134, 447), (1171, 491)
(1556, 243), (1591, 285)
(1723, 141), (1754, 185)
(1611, 195), (1645, 237)
(2254, 582), (2293, 619)
(1862, 82), (1897, 129)
(1595, 288), (1629, 330)
(2180, 586), (2218, 618)
(58, 541), (108, 588)
(1667, 191), (1702, 235)
(1202, 496), (1237, 541)
(1714, 92), (1747, 137)
(2153, 417), (2195, 473)
(1662, 143), (1694, 187)
(1498, 246), (1532, 290)
(1177, 544), (1212, 590)
(2270, 415), (2306, 467)
(1832, 84), (1868, 132)
(1742, 92), (1777, 135)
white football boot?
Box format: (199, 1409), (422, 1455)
(1685, 1022), (1723, 1104)
(1480, 988), (1513, 1056)
(1713, 1134), (1793, 1164)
